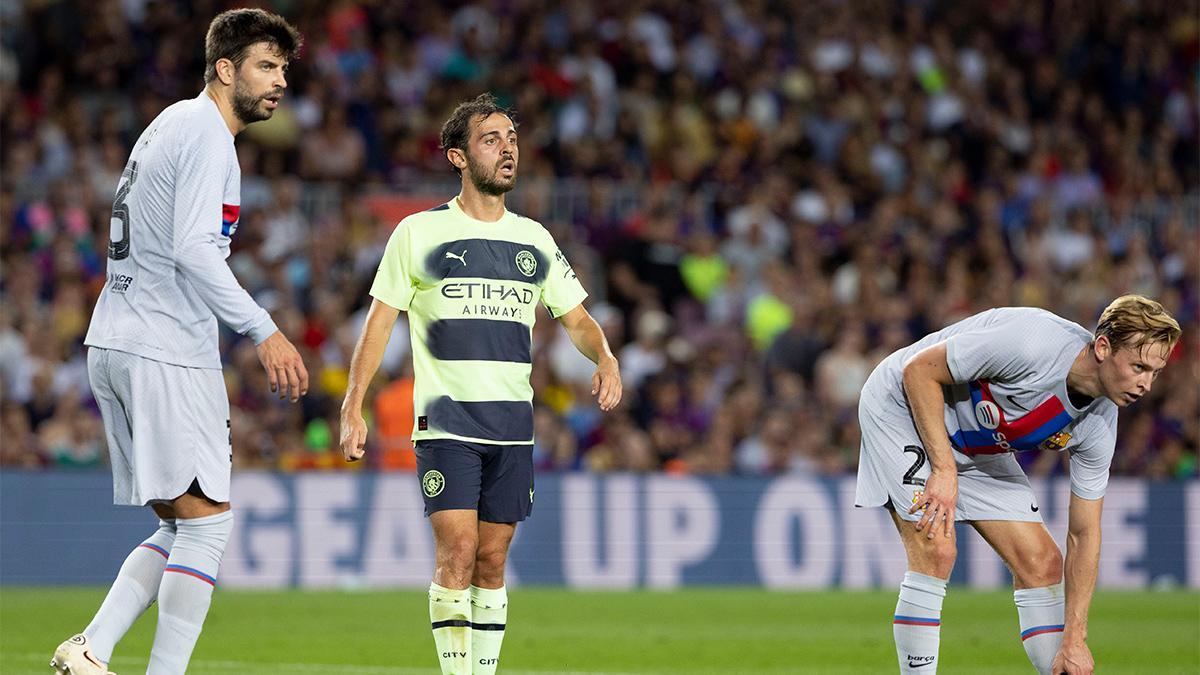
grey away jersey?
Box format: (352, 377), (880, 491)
(870, 307), (1118, 499)
(85, 92), (276, 368)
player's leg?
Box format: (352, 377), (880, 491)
(54, 512), (174, 675)
(972, 519), (1064, 674)
(854, 387), (953, 674)
(890, 509), (955, 674)
(471, 521), (516, 675)
(75, 508), (178, 665)
(471, 442), (534, 675)
(429, 509), (480, 675)
(955, 452), (1063, 674)
(419, 439), (486, 675)
(146, 486), (233, 674)
(136, 362), (235, 675)
(54, 348), (170, 674)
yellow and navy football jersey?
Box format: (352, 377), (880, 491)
(370, 198), (587, 445)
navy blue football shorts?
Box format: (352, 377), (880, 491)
(414, 439), (534, 523)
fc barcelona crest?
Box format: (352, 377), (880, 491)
(1039, 431), (1072, 451)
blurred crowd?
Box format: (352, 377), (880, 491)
(1, 0), (1197, 480)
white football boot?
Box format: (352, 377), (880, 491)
(50, 634), (116, 674)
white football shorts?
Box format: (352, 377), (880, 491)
(88, 347), (231, 506)
(854, 373), (1042, 523)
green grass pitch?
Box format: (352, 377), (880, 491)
(2, 588), (1196, 673)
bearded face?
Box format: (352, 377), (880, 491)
(229, 42), (287, 125)
(464, 146), (517, 196)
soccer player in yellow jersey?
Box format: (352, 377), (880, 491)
(339, 93), (622, 675)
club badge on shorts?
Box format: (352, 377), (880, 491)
(911, 489), (925, 510)
(422, 470), (445, 498)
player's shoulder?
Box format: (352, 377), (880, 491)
(987, 307), (1091, 342)
(507, 209), (556, 245)
(169, 95), (234, 147)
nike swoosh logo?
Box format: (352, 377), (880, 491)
(1005, 395), (1029, 412)
(910, 661), (934, 668)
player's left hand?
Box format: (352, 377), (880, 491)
(255, 330), (309, 402)
(593, 355), (622, 411)
(1050, 640), (1094, 675)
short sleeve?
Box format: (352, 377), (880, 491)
(1067, 409), (1117, 500)
(944, 320), (1047, 384)
(539, 237), (588, 318)
(370, 221), (417, 311)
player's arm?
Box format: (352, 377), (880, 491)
(173, 134), (307, 401)
(338, 298), (400, 461)
(556, 303), (621, 411)
(1052, 493), (1102, 675)
(901, 341), (958, 538)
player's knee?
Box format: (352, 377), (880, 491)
(474, 546), (507, 580)
(911, 536), (958, 577)
(438, 538), (478, 575)
(1013, 542), (1063, 588)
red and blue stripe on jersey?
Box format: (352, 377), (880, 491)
(949, 380), (1073, 455)
(221, 204), (240, 237)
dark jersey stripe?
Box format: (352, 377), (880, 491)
(427, 396), (533, 442)
(427, 319), (531, 363)
(424, 239), (549, 284)
(431, 619), (470, 630)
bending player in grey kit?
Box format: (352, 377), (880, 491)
(53, 10), (306, 675)
(855, 296), (1179, 675)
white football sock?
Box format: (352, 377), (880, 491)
(429, 583), (471, 675)
(893, 571), (947, 673)
(470, 585), (507, 675)
(84, 519), (176, 663)
(147, 510), (232, 675)
(1015, 583), (1065, 674)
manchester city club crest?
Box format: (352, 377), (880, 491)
(422, 470), (445, 497)
(515, 250), (537, 277)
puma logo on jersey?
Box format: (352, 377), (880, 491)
(445, 250), (468, 266)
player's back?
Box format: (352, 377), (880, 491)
(85, 93), (240, 369)
(871, 307), (1088, 387)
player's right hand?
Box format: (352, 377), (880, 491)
(255, 331), (309, 402)
(910, 467), (957, 539)
(339, 411), (367, 462)
(1051, 640), (1094, 674)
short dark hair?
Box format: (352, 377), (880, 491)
(204, 9), (302, 84)
(440, 93), (515, 175)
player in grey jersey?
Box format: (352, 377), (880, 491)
(855, 296), (1180, 675)
(52, 10), (306, 675)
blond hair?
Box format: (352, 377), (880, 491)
(1095, 295), (1181, 352)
